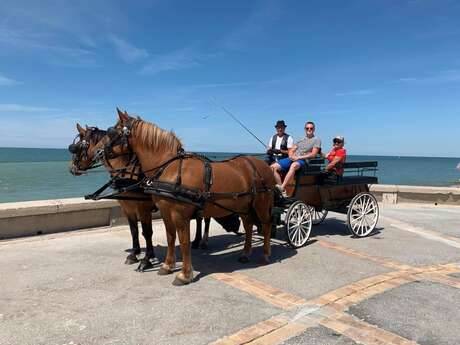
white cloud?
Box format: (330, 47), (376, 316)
(397, 70), (460, 83)
(223, 0), (282, 51)
(0, 103), (58, 112)
(108, 35), (149, 63)
(0, 0), (125, 66)
(0, 74), (20, 86)
(335, 89), (375, 97)
(140, 48), (217, 75)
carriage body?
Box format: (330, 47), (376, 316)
(273, 160), (380, 248)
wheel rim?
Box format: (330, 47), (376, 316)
(286, 202), (312, 247)
(349, 194), (378, 236)
(311, 208), (328, 225)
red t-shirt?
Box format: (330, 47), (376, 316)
(326, 148), (347, 175)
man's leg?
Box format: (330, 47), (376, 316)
(281, 162), (300, 189)
(270, 163), (283, 185)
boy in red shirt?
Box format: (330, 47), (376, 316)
(323, 136), (347, 179)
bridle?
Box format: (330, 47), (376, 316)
(68, 127), (105, 174)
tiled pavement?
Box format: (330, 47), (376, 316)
(1, 203), (459, 345)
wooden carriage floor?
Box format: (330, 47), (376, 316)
(1, 202), (459, 345)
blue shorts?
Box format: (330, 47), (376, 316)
(278, 158), (306, 172)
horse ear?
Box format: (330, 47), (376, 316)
(76, 123), (85, 135)
(116, 107), (123, 116)
(118, 112), (129, 123)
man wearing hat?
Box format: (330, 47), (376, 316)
(265, 120), (294, 165)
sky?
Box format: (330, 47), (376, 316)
(0, 0), (459, 157)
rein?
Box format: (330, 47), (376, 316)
(94, 119), (273, 214)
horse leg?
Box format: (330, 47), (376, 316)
(158, 211), (176, 276)
(136, 220), (156, 272)
(199, 217), (211, 249)
(191, 217), (202, 249)
(173, 218), (193, 286)
(125, 217), (140, 265)
(260, 222), (271, 264)
(238, 215), (254, 263)
(254, 196), (273, 264)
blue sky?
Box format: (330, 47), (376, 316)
(1, 0), (459, 157)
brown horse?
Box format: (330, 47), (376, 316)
(68, 124), (228, 267)
(69, 124), (158, 271)
(106, 109), (275, 285)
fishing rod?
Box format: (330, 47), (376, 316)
(210, 97), (267, 150)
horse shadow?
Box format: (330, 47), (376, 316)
(130, 229), (300, 282)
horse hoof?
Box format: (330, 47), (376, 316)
(199, 242), (208, 250)
(238, 255), (250, 264)
(158, 264), (174, 275)
(136, 258), (154, 272)
(125, 254), (139, 265)
(260, 256), (270, 265)
(191, 241), (199, 249)
(172, 272), (192, 286)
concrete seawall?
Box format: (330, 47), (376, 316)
(0, 184), (458, 240)
(0, 198), (161, 240)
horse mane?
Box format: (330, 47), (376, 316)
(88, 127), (107, 144)
(132, 119), (182, 153)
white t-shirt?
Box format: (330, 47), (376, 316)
(268, 135), (294, 150)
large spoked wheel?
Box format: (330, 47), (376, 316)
(347, 192), (379, 237)
(310, 207), (328, 225)
(284, 201), (313, 248)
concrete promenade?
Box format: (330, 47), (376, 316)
(1, 203), (459, 345)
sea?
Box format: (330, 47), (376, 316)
(0, 147), (459, 204)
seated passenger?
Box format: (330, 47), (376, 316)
(271, 121), (321, 197)
(265, 120), (294, 165)
(322, 135), (347, 181)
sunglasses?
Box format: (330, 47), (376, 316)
(333, 140), (343, 144)
(305, 127), (314, 130)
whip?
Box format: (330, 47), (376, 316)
(210, 97), (267, 150)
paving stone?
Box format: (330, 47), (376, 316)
(280, 325), (359, 345)
(349, 281), (460, 345)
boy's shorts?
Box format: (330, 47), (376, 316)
(278, 158), (306, 172)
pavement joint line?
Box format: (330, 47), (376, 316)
(415, 272), (460, 289)
(320, 312), (420, 345)
(380, 215), (460, 249)
(316, 239), (412, 270)
(210, 262), (459, 345)
(210, 273), (307, 310)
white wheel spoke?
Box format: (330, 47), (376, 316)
(285, 202), (312, 247)
(347, 193), (379, 237)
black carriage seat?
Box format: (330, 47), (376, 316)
(325, 161), (378, 185)
(294, 160), (379, 185)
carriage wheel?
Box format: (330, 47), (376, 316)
(347, 192), (379, 237)
(310, 207), (328, 225)
(284, 201), (312, 248)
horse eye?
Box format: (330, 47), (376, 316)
(107, 127), (118, 139)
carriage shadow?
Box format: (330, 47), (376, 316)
(309, 218), (383, 238)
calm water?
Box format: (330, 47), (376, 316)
(0, 148), (459, 203)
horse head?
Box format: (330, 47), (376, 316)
(68, 123), (107, 175)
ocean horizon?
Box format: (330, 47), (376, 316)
(0, 147), (459, 204)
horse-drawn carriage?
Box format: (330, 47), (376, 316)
(272, 159), (379, 248)
(69, 110), (380, 285)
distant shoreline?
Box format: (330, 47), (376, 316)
(1, 147), (459, 160)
